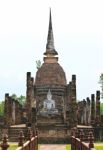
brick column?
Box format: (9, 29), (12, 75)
(70, 75), (77, 127)
(96, 91), (101, 125)
(4, 94), (9, 126)
(4, 94), (13, 126)
(26, 72), (34, 123)
(83, 99), (86, 125)
(91, 94), (95, 125)
(86, 97), (91, 125)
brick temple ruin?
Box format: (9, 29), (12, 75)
(3, 10), (103, 142)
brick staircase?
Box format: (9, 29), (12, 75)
(8, 124), (28, 142)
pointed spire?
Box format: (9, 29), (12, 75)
(49, 9), (52, 31)
(44, 8), (58, 56)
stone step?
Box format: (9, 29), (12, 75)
(8, 126), (28, 142)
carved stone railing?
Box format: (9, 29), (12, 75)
(0, 129), (38, 150)
(71, 130), (96, 150)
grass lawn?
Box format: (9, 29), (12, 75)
(38, 144), (40, 150)
(7, 144), (40, 150)
(66, 144), (103, 150)
(9, 144), (18, 150)
(0, 144), (18, 150)
(1, 144), (103, 150)
(95, 146), (103, 150)
(66, 145), (71, 150)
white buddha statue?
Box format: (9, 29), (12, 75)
(44, 89), (55, 110)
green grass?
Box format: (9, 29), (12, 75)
(66, 144), (103, 150)
(38, 144), (40, 150)
(66, 145), (71, 150)
(9, 145), (18, 150)
(1, 144), (103, 150)
(100, 102), (103, 115)
(95, 146), (103, 150)
(8, 144), (39, 150)
(0, 144), (18, 150)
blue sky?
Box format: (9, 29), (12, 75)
(0, 0), (103, 101)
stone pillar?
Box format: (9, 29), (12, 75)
(8, 96), (13, 125)
(91, 94), (95, 125)
(77, 102), (81, 124)
(19, 104), (23, 123)
(66, 82), (71, 125)
(4, 94), (12, 126)
(96, 91), (101, 125)
(15, 100), (18, 124)
(12, 99), (16, 125)
(71, 75), (76, 102)
(80, 101), (84, 124)
(86, 97), (91, 125)
(26, 72), (34, 123)
(68, 82), (72, 102)
(15, 101), (22, 124)
(70, 75), (77, 127)
(4, 94), (9, 126)
(62, 95), (66, 123)
(83, 99), (86, 125)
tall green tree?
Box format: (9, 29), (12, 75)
(0, 94), (26, 116)
(0, 101), (4, 116)
(11, 94), (26, 105)
(18, 95), (26, 105)
(99, 73), (103, 99)
(11, 94), (17, 100)
(100, 103), (103, 115)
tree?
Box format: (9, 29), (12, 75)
(36, 60), (41, 69)
(99, 73), (103, 99)
(11, 94), (26, 105)
(0, 94), (26, 116)
(100, 103), (103, 115)
(18, 95), (26, 105)
(0, 101), (4, 116)
(11, 94), (17, 100)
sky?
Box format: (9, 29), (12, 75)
(0, 0), (103, 101)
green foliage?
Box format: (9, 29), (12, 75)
(0, 101), (4, 116)
(11, 94), (26, 105)
(17, 95), (26, 105)
(11, 94), (17, 100)
(36, 60), (41, 69)
(95, 145), (103, 150)
(0, 94), (26, 116)
(99, 73), (103, 99)
(9, 144), (18, 150)
(100, 103), (103, 115)
(66, 145), (71, 150)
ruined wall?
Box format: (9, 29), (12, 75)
(4, 94), (22, 126)
(77, 90), (101, 126)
